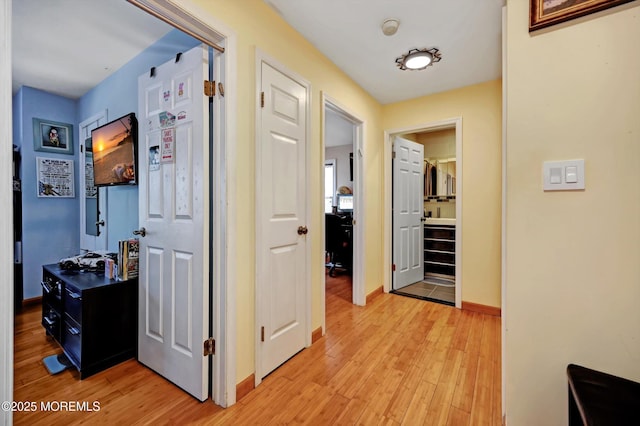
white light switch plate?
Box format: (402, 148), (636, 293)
(543, 159), (585, 191)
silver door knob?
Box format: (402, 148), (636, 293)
(133, 227), (146, 237)
(96, 220), (105, 226)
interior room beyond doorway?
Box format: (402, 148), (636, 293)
(389, 118), (462, 308)
(323, 97), (364, 308)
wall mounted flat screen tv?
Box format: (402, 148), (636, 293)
(91, 112), (137, 187)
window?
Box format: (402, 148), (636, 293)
(324, 159), (336, 213)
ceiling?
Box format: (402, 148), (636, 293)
(265, 0), (505, 104)
(12, 0), (172, 99)
(12, 1), (504, 106)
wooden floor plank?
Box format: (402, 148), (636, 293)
(13, 273), (501, 425)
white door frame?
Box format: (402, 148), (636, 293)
(501, 6), (508, 419)
(78, 110), (108, 252)
(122, 1), (239, 407)
(254, 49), (312, 385)
(127, 0), (239, 406)
(1, 1), (14, 423)
(155, 0), (238, 406)
(384, 117), (463, 308)
(2, 0), (240, 409)
(321, 93), (365, 313)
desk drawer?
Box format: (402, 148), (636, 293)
(42, 306), (61, 340)
(64, 284), (82, 323)
(62, 316), (81, 367)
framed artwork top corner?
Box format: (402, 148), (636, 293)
(529, 0), (636, 32)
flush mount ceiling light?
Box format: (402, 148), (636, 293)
(395, 47), (442, 71)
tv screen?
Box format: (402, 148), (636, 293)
(91, 113), (137, 187)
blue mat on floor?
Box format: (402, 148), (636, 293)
(43, 354), (72, 375)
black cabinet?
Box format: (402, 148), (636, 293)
(424, 225), (456, 277)
(41, 264), (137, 379)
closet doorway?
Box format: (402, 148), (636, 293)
(386, 118), (462, 308)
(322, 94), (365, 324)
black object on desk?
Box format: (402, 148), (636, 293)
(567, 363), (640, 425)
(325, 213), (352, 276)
(41, 264), (137, 379)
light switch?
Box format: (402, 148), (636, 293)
(543, 159), (585, 191)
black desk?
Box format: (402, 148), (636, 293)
(42, 264), (137, 378)
(567, 364), (640, 425)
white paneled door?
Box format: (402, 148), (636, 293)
(257, 60), (309, 379)
(393, 137), (424, 289)
(137, 45), (210, 401)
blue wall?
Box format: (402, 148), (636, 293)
(13, 29), (200, 300)
(13, 87), (79, 299)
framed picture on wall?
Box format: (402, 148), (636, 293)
(33, 118), (74, 155)
(36, 157), (75, 198)
(530, 0), (635, 32)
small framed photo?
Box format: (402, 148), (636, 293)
(530, 0), (635, 32)
(33, 118), (74, 155)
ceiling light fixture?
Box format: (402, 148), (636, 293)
(395, 47), (442, 71)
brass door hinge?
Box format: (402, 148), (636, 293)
(392, 264), (396, 272)
(260, 91), (265, 108)
(261, 326), (265, 342)
(203, 337), (215, 356)
(204, 80), (216, 97)
(392, 151), (396, 159)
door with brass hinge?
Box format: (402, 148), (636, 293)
(256, 59), (309, 380)
(137, 44), (210, 401)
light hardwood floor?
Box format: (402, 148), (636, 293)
(13, 274), (501, 425)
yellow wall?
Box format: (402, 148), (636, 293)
(505, 1), (640, 424)
(195, 0), (504, 390)
(417, 128), (456, 160)
(383, 80), (503, 308)
(196, 0), (384, 384)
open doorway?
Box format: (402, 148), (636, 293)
(386, 118), (462, 308)
(322, 94), (365, 320)
(6, 0), (236, 408)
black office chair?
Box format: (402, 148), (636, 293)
(325, 214), (351, 277)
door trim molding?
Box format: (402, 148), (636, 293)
(254, 48), (312, 386)
(501, 6), (508, 420)
(384, 117), (463, 308)
(321, 93), (366, 308)
(131, 0), (238, 407)
(1, 0), (13, 422)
